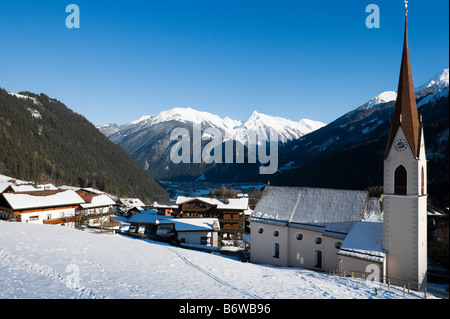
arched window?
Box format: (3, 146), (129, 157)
(421, 166), (425, 195)
(394, 165), (407, 195)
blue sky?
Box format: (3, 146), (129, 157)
(1, 1), (448, 125)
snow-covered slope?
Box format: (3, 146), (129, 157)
(0, 221), (433, 299)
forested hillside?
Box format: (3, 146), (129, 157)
(0, 89), (168, 202)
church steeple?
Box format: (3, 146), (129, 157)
(386, 5), (420, 158)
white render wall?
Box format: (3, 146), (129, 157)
(20, 207), (76, 224)
(250, 220), (345, 272)
(383, 126), (428, 286)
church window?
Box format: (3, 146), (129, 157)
(334, 241), (342, 249)
(314, 236), (322, 245)
(314, 250), (323, 269)
(394, 165), (407, 195)
(258, 227), (264, 234)
(296, 232), (303, 241)
(273, 242), (280, 259)
(273, 230), (279, 237)
(421, 166), (425, 195)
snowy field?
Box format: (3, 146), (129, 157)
(0, 221), (436, 299)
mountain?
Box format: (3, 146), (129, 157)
(274, 68), (449, 207)
(98, 108), (325, 181)
(0, 89), (169, 202)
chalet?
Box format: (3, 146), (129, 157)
(77, 192), (117, 228)
(175, 196), (249, 238)
(153, 200), (178, 216)
(126, 210), (174, 235)
(0, 190), (85, 226)
(156, 218), (220, 247)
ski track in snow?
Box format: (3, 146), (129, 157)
(168, 247), (262, 299)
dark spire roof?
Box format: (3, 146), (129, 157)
(386, 15), (420, 157)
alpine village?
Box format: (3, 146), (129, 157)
(0, 3), (448, 301)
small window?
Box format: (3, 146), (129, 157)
(296, 232), (304, 241)
(314, 236), (322, 245)
(394, 165), (407, 195)
(273, 242), (280, 259)
(273, 230), (279, 237)
(314, 250), (323, 269)
(258, 227), (264, 234)
(334, 241), (342, 249)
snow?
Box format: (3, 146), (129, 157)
(99, 107), (326, 146)
(2, 190), (85, 210)
(0, 221), (433, 299)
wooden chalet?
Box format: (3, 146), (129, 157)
(175, 196), (249, 238)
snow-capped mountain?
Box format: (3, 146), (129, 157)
(99, 107), (325, 146)
(360, 68), (449, 110)
(97, 108), (325, 181)
(275, 68), (449, 195)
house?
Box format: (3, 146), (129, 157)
(175, 196), (249, 238)
(0, 190), (85, 226)
(126, 210), (174, 235)
(156, 218), (221, 247)
(249, 186), (370, 272)
(77, 193), (117, 228)
(153, 200), (178, 216)
(118, 197), (146, 211)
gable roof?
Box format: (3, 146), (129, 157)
(250, 186), (368, 234)
(176, 196), (249, 210)
(1, 190), (85, 210)
(158, 218), (220, 232)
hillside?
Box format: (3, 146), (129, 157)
(0, 89), (168, 202)
(0, 221), (434, 300)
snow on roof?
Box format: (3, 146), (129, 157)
(176, 196), (249, 210)
(128, 210), (173, 224)
(158, 218), (220, 232)
(250, 186), (368, 234)
(119, 198), (145, 207)
(338, 221), (386, 262)
(153, 200), (178, 209)
(2, 190), (85, 210)
(79, 194), (116, 209)
(4, 183), (59, 193)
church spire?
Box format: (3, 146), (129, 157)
(386, 2), (420, 157)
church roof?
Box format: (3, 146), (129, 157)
(249, 186), (368, 234)
(386, 15), (420, 157)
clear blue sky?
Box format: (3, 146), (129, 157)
(1, 0), (448, 125)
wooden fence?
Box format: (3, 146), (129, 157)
(329, 269), (448, 299)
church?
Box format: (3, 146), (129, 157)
(249, 5), (428, 287)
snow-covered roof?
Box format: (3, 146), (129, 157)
(176, 196), (249, 210)
(128, 210), (173, 224)
(158, 218), (220, 232)
(1, 190), (85, 210)
(119, 198), (145, 208)
(250, 186), (368, 234)
(3, 183), (59, 193)
(153, 200), (178, 209)
(337, 221), (386, 262)
(79, 194), (116, 209)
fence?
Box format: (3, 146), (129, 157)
(329, 269), (449, 299)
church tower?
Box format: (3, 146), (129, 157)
(382, 2), (428, 287)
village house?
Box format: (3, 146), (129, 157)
(0, 189), (85, 226)
(77, 191), (118, 228)
(175, 196), (249, 238)
(153, 200), (178, 216)
(156, 218), (221, 247)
